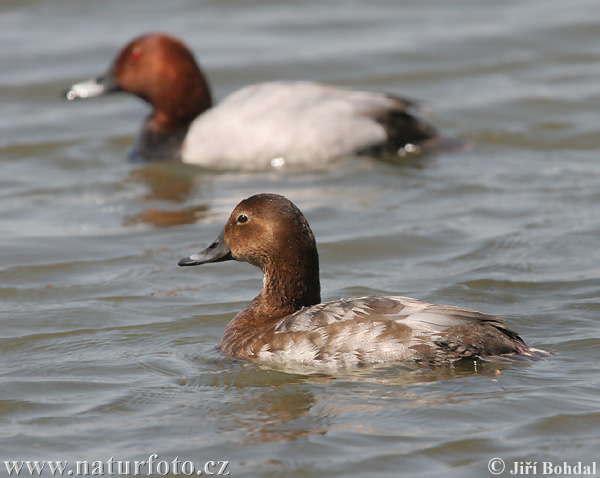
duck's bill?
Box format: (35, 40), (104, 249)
(63, 72), (120, 100)
(178, 230), (233, 266)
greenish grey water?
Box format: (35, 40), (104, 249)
(2, 0), (600, 476)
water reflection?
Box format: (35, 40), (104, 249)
(124, 163), (211, 227)
(124, 204), (210, 228)
(129, 163), (200, 202)
(179, 358), (520, 446)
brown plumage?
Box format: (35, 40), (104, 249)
(179, 194), (549, 368)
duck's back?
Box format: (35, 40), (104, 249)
(182, 82), (425, 168)
(254, 296), (539, 367)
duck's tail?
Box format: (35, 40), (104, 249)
(482, 346), (554, 364)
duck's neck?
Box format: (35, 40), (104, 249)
(218, 256), (321, 358)
(259, 258), (322, 314)
(132, 120), (189, 162)
(136, 73), (212, 161)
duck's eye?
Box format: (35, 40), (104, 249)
(237, 214), (248, 224)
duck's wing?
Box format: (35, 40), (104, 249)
(262, 296), (545, 365)
(182, 82), (439, 168)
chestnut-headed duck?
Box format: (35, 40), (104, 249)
(64, 33), (460, 169)
(178, 193), (548, 368)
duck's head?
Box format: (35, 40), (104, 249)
(179, 193), (319, 273)
(64, 33), (212, 128)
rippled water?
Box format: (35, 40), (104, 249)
(3, 0), (600, 476)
